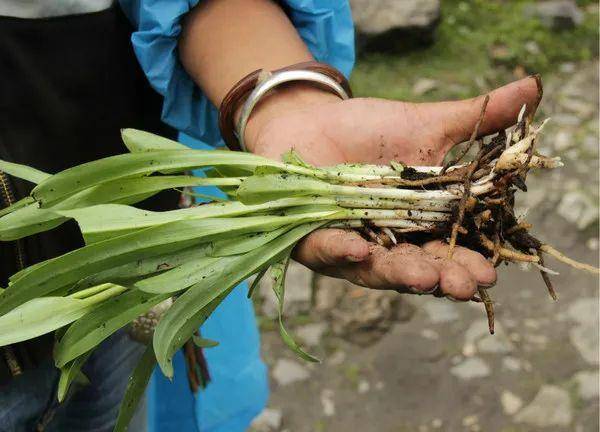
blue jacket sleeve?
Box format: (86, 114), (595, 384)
(119, 0), (355, 146)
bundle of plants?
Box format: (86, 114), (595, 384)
(0, 101), (597, 431)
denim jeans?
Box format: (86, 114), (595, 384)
(0, 329), (146, 432)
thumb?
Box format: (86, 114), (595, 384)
(432, 75), (543, 146)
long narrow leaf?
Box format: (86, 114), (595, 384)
(32, 150), (283, 207)
(153, 221), (324, 377)
(0, 204), (65, 241)
(71, 245), (211, 289)
(114, 345), (156, 432)
(57, 351), (92, 402)
(209, 226), (292, 257)
(54, 289), (169, 367)
(121, 129), (189, 152)
(0, 196), (34, 218)
(271, 256), (319, 362)
(0, 176), (229, 241)
(0, 297), (94, 346)
(58, 198), (323, 244)
(192, 334), (219, 348)
(0, 159), (51, 184)
(236, 174), (333, 205)
(133, 257), (220, 295)
(0, 214), (328, 315)
(247, 267), (268, 299)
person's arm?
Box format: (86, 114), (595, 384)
(179, 0), (541, 300)
(179, 0), (313, 105)
(179, 0), (338, 148)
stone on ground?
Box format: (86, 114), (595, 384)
(421, 299), (459, 324)
(272, 359), (310, 386)
(567, 297), (599, 365)
(501, 390), (524, 415)
(250, 408), (283, 432)
(450, 357), (491, 380)
(350, 0), (440, 34)
(524, 0), (584, 30)
(296, 322), (327, 347)
(515, 385), (572, 427)
(572, 370), (600, 400)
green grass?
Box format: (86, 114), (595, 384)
(351, 0), (599, 102)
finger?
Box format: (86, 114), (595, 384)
(319, 243), (440, 293)
(424, 256), (478, 301)
(421, 240), (497, 287)
(439, 75), (542, 145)
(294, 228), (370, 269)
(381, 245), (479, 300)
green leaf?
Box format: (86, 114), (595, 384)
(153, 222), (325, 377)
(247, 267), (268, 299)
(0, 214), (319, 315)
(57, 351), (92, 402)
(209, 165), (255, 178)
(55, 289), (168, 367)
(0, 204), (65, 241)
(0, 196), (35, 218)
(9, 257), (57, 285)
(253, 166), (285, 176)
(121, 129), (189, 153)
(174, 188), (227, 203)
(60, 198), (321, 244)
(67, 175), (232, 207)
(133, 257), (220, 295)
(114, 345), (156, 432)
(0, 176), (227, 241)
(72, 245), (211, 290)
(281, 149), (315, 170)
(0, 297), (95, 346)
(59, 201), (268, 244)
(0, 159), (51, 184)
(236, 174), (333, 205)
(209, 226), (292, 257)
(192, 334), (219, 348)
(32, 150), (282, 207)
(271, 255), (319, 363)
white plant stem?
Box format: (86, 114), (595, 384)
(330, 220), (436, 229)
(340, 208), (449, 222)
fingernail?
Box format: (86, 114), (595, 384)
(408, 284), (438, 295)
(408, 286), (422, 295)
(422, 284), (439, 295)
(444, 294), (461, 302)
(345, 254), (364, 263)
(479, 281), (496, 288)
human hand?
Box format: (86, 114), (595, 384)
(243, 76), (541, 300)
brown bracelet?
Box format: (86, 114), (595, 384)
(218, 61), (352, 151)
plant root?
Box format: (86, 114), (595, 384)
(478, 286), (495, 334)
(540, 244), (600, 275)
(537, 253), (558, 301)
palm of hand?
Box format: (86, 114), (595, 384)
(252, 98), (448, 166)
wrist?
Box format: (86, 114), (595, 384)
(240, 82), (340, 153)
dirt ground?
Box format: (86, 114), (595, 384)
(250, 62), (600, 432)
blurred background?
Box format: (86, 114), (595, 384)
(250, 1), (599, 431)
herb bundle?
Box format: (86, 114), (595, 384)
(0, 106), (597, 431)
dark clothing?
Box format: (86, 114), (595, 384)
(0, 6), (177, 429)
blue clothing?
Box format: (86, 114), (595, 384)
(120, 0), (355, 146)
(119, 1), (355, 431)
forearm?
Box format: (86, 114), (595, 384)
(179, 0), (340, 152)
(179, 0), (313, 107)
